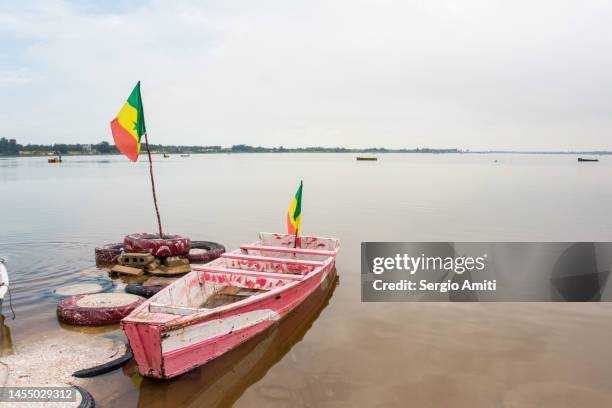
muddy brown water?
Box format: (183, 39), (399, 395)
(3, 153), (612, 407)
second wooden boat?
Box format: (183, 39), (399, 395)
(122, 232), (340, 379)
(578, 157), (598, 162)
(0, 259), (8, 309)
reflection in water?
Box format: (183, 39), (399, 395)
(6, 154), (612, 406)
(0, 314), (13, 356)
(133, 271), (338, 408)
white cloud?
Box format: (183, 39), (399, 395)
(2, 0), (612, 149)
(0, 68), (42, 85)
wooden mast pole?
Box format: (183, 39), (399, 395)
(139, 87), (163, 239)
(143, 133), (163, 238)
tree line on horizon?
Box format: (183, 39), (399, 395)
(0, 137), (459, 155)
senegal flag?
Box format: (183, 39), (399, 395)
(110, 81), (146, 161)
(287, 181), (303, 235)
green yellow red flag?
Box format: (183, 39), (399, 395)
(110, 81), (146, 161)
(287, 181), (303, 235)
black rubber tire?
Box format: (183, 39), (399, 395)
(95, 243), (123, 265)
(73, 345), (133, 378)
(125, 283), (164, 298)
(70, 384), (95, 408)
(188, 241), (226, 264)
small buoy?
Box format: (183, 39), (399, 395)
(57, 293), (144, 326)
(54, 283), (106, 297)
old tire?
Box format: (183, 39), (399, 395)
(125, 283), (163, 298)
(57, 293), (144, 326)
(73, 345), (133, 378)
(70, 384), (95, 408)
(188, 241), (226, 264)
(95, 242), (123, 264)
(124, 233), (190, 257)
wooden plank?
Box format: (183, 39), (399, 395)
(163, 256), (190, 267)
(111, 264), (145, 276)
(149, 303), (202, 316)
(143, 276), (178, 287)
(145, 260), (160, 272)
(217, 286), (241, 296)
(221, 252), (324, 266)
(192, 266), (305, 281)
(240, 245), (336, 257)
(149, 264), (191, 276)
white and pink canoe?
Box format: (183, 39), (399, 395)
(122, 232), (340, 379)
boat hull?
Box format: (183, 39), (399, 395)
(123, 250), (336, 379)
(0, 262), (8, 303)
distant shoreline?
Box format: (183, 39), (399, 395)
(2, 138), (611, 157)
(2, 150), (611, 158)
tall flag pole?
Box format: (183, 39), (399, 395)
(110, 81), (164, 238)
(287, 180), (303, 248)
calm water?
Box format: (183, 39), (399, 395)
(3, 153), (612, 407)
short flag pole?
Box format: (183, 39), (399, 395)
(287, 180), (303, 248)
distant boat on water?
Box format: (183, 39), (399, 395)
(356, 157), (377, 161)
(578, 157), (598, 162)
(163, 154), (170, 158)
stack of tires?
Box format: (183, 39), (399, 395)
(96, 233), (225, 299)
(66, 234), (224, 326)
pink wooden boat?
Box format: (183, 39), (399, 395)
(122, 232), (340, 379)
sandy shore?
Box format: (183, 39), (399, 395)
(0, 331), (124, 407)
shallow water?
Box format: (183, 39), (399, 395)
(3, 153), (612, 407)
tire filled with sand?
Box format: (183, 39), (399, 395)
(57, 293), (144, 326)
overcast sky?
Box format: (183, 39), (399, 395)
(2, 0), (612, 150)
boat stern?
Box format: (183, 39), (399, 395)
(122, 320), (165, 378)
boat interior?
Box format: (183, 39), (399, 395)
(147, 233), (339, 317)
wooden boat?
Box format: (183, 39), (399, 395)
(122, 232), (340, 379)
(48, 157), (62, 163)
(578, 157), (598, 162)
(356, 156), (377, 161)
(0, 258), (8, 309)
(137, 267), (338, 406)
(163, 154), (170, 158)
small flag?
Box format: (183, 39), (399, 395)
(110, 81), (146, 161)
(287, 181), (303, 235)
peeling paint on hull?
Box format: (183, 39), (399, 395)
(122, 232), (339, 379)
